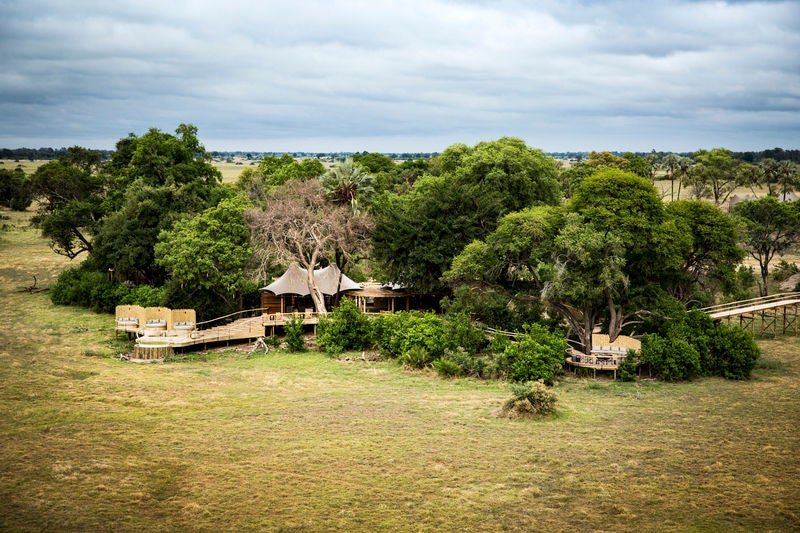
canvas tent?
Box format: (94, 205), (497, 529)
(261, 263), (361, 296)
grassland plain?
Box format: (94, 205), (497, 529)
(1, 208), (799, 532)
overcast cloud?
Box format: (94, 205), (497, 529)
(1, 0), (798, 152)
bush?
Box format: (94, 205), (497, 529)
(707, 323), (760, 380)
(497, 324), (566, 384)
(771, 260), (799, 281)
(433, 358), (462, 378)
(372, 311), (449, 359)
(441, 311), (487, 355)
(441, 347), (489, 378)
(119, 285), (164, 308)
(617, 349), (638, 382)
(398, 345), (431, 369)
(502, 381), (558, 417)
(639, 333), (701, 382)
(284, 314), (306, 352)
(317, 297), (372, 355)
(50, 266), (128, 313)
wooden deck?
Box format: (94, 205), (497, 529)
(121, 311), (320, 351)
(565, 335), (641, 380)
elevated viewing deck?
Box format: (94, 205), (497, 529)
(117, 306), (323, 360)
(703, 293), (800, 337)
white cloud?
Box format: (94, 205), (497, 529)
(0, 0), (798, 151)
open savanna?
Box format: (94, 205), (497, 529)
(1, 209), (799, 532)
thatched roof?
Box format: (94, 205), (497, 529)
(261, 263), (361, 296)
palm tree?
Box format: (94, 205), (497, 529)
(775, 160), (800, 201)
(320, 158), (375, 213)
(758, 158), (780, 196)
(674, 156), (693, 200)
(661, 153), (681, 201)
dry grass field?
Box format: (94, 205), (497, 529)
(0, 159), (48, 175)
(2, 159), (250, 185)
(211, 159), (254, 184)
(1, 208), (799, 532)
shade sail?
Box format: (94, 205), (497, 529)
(261, 263), (361, 296)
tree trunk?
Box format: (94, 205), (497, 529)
(607, 293), (622, 343)
(582, 311), (594, 355)
(550, 302), (596, 355)
(305, 266), (328, 315)
(759, 265), (769, 297)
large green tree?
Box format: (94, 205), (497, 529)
(0, 166), (33, 211)
(732, 196), (800, 296)
(155, 196), (253, 315)
(29, 147), (108, 258)
(663, 200), (745, 301)
(235, 154), (325, 202)
(373, 137), (560, 291)
(89, 125), (227, 284)
(542, 213), (628, 353)
(447, 168), (695, 353)
(692, 148), (740, 206)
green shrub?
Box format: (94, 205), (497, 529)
(707, 323), (760, 380)
(489, 333), (511, 355)
(264, 334), (281, 348)
(441, 311), (487, 355)
(372, 311), (449, 359)
(498, 324), (566, 384)
(640, 333), (701, 382)
(119, 285), (164, 308)
(317, 297), (372, 355)
(50, 266), (127, 313)
(284, 314), (306, 352)
(441, 347), (489, 378)
(502, 381), (558, 417)
(617, 349), (638, 382)
(398, 345), (431, 369)
(433, 358), (462, 378)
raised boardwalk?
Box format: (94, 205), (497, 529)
(703, 292), (800, 337)
(119, 308), (320, 353)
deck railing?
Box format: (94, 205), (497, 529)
(701, 292), (800, 316)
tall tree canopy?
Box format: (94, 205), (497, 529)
(88, 125), (227, 284)
(446, 169), (717, 353)
(372, 137), (560, 291)
(732, 196), (800, 296)
(29, 147), (108, 258)
(155, 196), (253, 316)
(663, 200), (745, 301)
(235, 154), (325, 203)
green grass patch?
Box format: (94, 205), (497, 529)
(1, 208), (800, 531)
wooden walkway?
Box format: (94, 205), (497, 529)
(125, 311), (320, 351)
(703, 292), (800, 337)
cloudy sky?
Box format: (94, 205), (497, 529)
(1, 0), (798, 153)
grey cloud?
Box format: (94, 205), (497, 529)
(0, 0), (798, 152)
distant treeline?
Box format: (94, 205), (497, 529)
(209, 151), (440, 161)
(1, 146), (797, 163)
(556, 148), (800, 163)
(0, 147), (114, 161)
